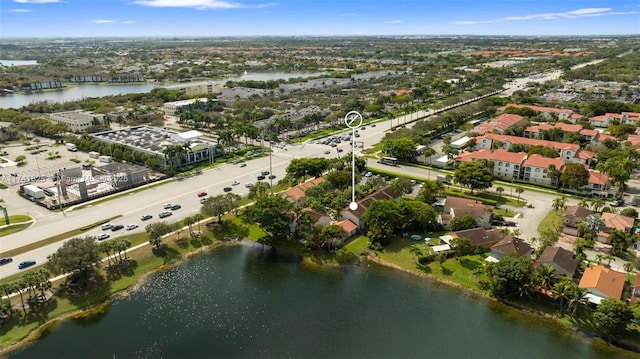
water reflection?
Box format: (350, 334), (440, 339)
(8, 245), (637, 359)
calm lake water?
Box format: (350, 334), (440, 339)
(8, 244), (636, 359)
(0, 72), (327, 109)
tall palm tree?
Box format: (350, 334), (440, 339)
(568, 286), (588, 317)
(552, 196), (567, 213)
(553, 277), (573, 313)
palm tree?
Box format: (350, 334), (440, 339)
(552, 196), (567, 213)
(583, 214), (606, 239)
(568, 286), (588, 317)
(595, 254), (604, 265)
(183, 215), (195, 235)
(589, 197), (605, 213)
(99, 241), (114, 267)
(536, 264), (557, 292)
(496, 186), (504, 201)
(192, 213), (205, 233)
(553, 277), (573, 313)
(515, 187), (525, 204)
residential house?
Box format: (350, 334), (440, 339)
(475, 113), (525, 135)
(536, 246), (578, 277)
(522, 154), (564, 186)
(631, 275), (640, 305)
(450, 227), (505, 249)
(339, 186), (401, 229)
(280, 177), (325, 207)
(578, 265), (626, 304)
(597, 212), (635, 244)
(583, 170), (613, 198)
(334, 219), (358, 238)
(474, 133), (587, 164)
(488, 238), (534, 261)
(561, 205), (592, 236)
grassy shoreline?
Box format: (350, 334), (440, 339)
(2, 226), (640, 357)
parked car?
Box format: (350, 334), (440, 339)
(0, 257), (13, 265)
(503, 221), (516, 227)
(197, 192), (208, 197)
(111, 224), (124, 231)
(101, 223), (113, 230)
(610, 199), (624, 207)
(96, 233), (110, 240)
(126, 224), (139, 231)
(170, 204), (181, 210)
(223, 187), (232, 192)
(141, 214), (153, 221)
(18, 260), (36, 269)
(159, 211), (172, 218)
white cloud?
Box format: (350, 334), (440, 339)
(123, 20), (136, 24)
(9, 8), (32, 12)
(453, 7), (634, 25)
(384, 20), (402, 24)
(131, 0), (259, 9)
(450, 20), (492, 25)
(13, 0), (60, 3)
(92, 20), (115, 24)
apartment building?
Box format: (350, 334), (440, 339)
(49, 110), (107, 133)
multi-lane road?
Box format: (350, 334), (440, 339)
(0, 120), (394, 279)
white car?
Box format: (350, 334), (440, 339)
(163, 203), (175, 209)
(231, 180), (240, 186)
(125, 224), (138, 231)
(96, 233), (110, 240)
(200, 196), (209, 204)
(101, 223), (113, 230)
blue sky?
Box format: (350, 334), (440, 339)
(1, 0), (639, 38)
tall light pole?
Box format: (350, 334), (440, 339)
(345, 111), (363, 211)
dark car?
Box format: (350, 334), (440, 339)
(261, 170), (270, 176)
(170, 204), (182, 210)
(18, 260), (36, 269)
(223, 187), (232, 192)
(257, 175), (266, 180)
(503, 221), (516, 227)
(268, 175), (276, 179)
(141, 214), (153, 221)
(111, 224), (124, 231)
(0, 257), (13, 265)
(197, 191), (208, 197)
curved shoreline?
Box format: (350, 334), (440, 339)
(2, 241), (639, 357)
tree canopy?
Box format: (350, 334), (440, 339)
(454, 160), (494, 193)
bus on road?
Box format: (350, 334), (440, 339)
(377, 156), (398, 166)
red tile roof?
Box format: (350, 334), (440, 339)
(587, 170), (611, 186)
(579, 265), (625, 300)
(523, 154), (564, 169)
(477, 133), (581, 152)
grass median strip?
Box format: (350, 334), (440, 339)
(0, 216), (122, 258)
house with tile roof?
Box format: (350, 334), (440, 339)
(578, 265), (626, 304)
(536, 246), (578, 278)
(488, 238), (534, 261)
(450, 227), (505, 249)
(475, 113), (525, 135)
(562, 204), (592, 236)
(631, 275), (640, 305)
(334, 219), (358, 238)
(339, 186), (401, 229)
(597, 212), (635, 244)
(474, 133), (587, 163)
(280, 177), (325, 207)
(589, 112), (640, 128)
